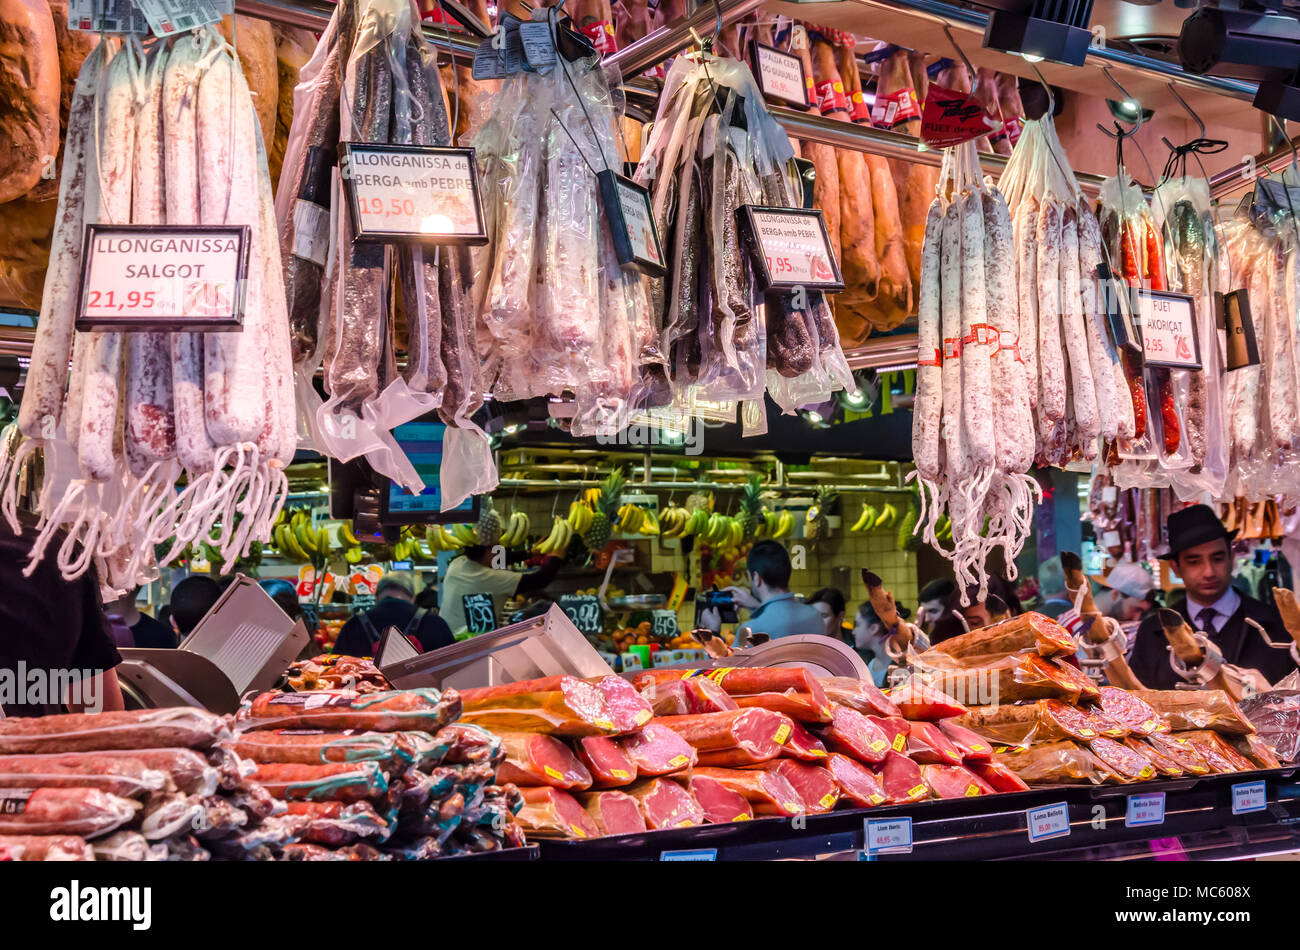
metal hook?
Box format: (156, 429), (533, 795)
(1026, 59), (1055, 118)
(1167, 82), (1205, 139)
(940, 23), (976, 86)
(1097, 66), (1145, 136)
(1266, 113), (1300, 182)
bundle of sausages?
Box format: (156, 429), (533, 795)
(5, 29), (294, 592)
(911, 140), (1040, 601)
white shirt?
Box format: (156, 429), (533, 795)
(1188, 587), (1241, 634)
(438, 557), (523, 635)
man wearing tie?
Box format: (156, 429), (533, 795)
(1127, 505), (1298, 690)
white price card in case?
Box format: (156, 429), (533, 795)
(660, 848), (716, 861)
(1026, 802), (1071, 842)
(76, 224), (249, 331)
(1136, 288), (1201, 370)
(739, 206), (844, 293)
(1126, 793), (1165, 828)
(342, 144), (488, 245)
(1231, 780), (1267, 815)
(751, 40), (809, 108)
(865, 817), (912, 855)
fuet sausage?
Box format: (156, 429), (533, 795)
(1267, 239), (1297, 450)
(1077, 200), (1121, 442)
(912, 198), (945, 482)
(940, 201), (969, 483)
(960, 189), (994, 470)
(1036, 197), (1068, 462)
(1059, 204), (1099, 457)
(983, 188), (1031, 474)
(1015, 194), (1040, 418)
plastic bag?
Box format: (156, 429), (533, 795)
(922, 610), (1076, 665)
(231, 729), (424, 770)
(818, 677), (900, 717)
(458, 677), (622, 738)
(248, 761), (389, 803)
(514, 786), (601, 839)
(0, 834), (95, 861)
(0, 707), (230, 754)
(494, 732), (593, 790)
(284, 800), (391, 846)
(1174, 730), (1256, 772)
(239, 688), (461, 733)
(1132, 688), (1255, 735)
(92, 831), (162, 861)
(0, 788), (140, 837)
(1088, 736), (1156, 781)
(1240, 688), (1300, 763)
(619, 724), (697, 776)
(140, 793), (206, 840)
(0, 752), (169, 799)
(992, 740), (1119, 785)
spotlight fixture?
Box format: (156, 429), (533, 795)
(1105, 98), (1154, 123)
(982, 1), (1096, 67)
(1178, 4), (1300, 120)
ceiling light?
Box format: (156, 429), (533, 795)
(1021, 52), (1044, 63)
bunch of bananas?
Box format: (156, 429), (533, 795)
(615, 503), (656, 536)
(499, 510), (531, 547)
(566, 500), (595, 537)
(339, 520), (363, 564)
(760, 509), (793, 539)
(849, 502), (898, 533)
(425, 525), (463, 552)
(533, 515), (574, 555)
(659, 505), (692, 538)
(273, 510), (333, 564)
(699, 513), (744, 547)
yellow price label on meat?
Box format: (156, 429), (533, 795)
(818, 793), (837, 809)
(544, 766), (563, 781)
(569, 825), (587, 838)
(893, 734), (906, 752)
(610, 769), (630, 781)
(965, 784), (980, 797)
(773, 723), (791, 745)
(668, 755), (689, 768)
(907, 784), (926, 799)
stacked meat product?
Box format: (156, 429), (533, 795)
(277, 0), (491, 509)
(5, 28), (295, 594)
(910, 139), (1040, 601)
(912, 611), (1280, 783)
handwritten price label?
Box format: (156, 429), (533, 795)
(343, 144), (487, 244)
(1136, 289), (1201, 370)
(76, 224), (248, 331)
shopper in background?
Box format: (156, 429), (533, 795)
(168, 575), (224, 640)
(258, 578), (303, 624)
(702, 541), (824, 646)
(335, 573), (455, 656)
(1036, 560), (1072, 619)
(915, 578), (955, 633)
(807, 587), (847, 639)
(851, 601), (931, 687)
(439, 545), (564, 636)
(105, 586), (176, 649)
(0, 512), (124, 715)
(1129, 505), (1298, 689)
(1093, 561), (1156, 623)
(929, 577), (1021, 644)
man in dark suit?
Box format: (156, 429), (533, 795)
(1128, 505), (1298, 690)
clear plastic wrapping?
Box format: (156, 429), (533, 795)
(239, 688), (461, 733)
(0, 787), (140, 838)
(0, 708), (229, 755)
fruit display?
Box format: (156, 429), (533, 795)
(583, 470), (625, 550)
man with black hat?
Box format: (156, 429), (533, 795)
(1127, 504), (1298, 689)
(334, 573), (454, 658)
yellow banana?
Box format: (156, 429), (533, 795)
(873, 504), (897, 530)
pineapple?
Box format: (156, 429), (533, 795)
(805, 486), (837, 541)
(740, 474), (764, 540)
(476, 496), (502, 546)
(584, 468), (626, 550)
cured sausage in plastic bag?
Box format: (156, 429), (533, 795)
(515, 786), (601, 839)
(819, 677), (901, 718)
(688, 767), (802, 817)
(240, 688), (461, 733)
(0, 753), (169, 799)
(231, 729), (424, 770)
(0, 707), (229, 754)
(575, 736), (637, 788)
(458, 677), (621, 737)
(0, 834), (96, 861)
(248, 761), (388, 803)
(0, 788), (139, 837)
(689, 773), (754, 824)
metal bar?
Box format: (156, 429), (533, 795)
(607, 0), (766, 79)
(235, 0), (482, 61)
(1209, 137), (1300, 198)
(496, 477), (914, 494)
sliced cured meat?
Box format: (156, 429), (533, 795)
(575, 736), (637, 788)
(887, 683), (967, 721)
(905, 721), (963, 765)
(926, 611), (1076, 662)
(816, 706), (891, 763)
(826, 753), (887, 807)
(762, 760), (840, 814)
(921, 764), (991, 799)
(1132, 689), (1255, 736)
(779, 720), (829, 762)
(1047, 658), (1101, 704)
(868, 716), (910, 755)
(575, 790), (647, 836)
(651, 709), (790, 757)
(1231, 734), (1282, 771)
(1174, 731), (1255, 773)
(689, 774), (754, 824)
(967, 759), (1030, 793)
(1123, 736), (1183, 778)
(1082, 707), (1129, 739)
(632, 668), (829, 714)
(689, 767), (803, 817)
(589, 675), (655, 733)
(1098, 686), (1169, 736)
(459, 677), (618, 737)
(938, 720), (993, 763)
(638, 677), (737, 716)
(248, 761), (388, 803)
(868, 751), (928, 804)
(1041, 700), (1103, 742)
(619, 724), (697, 776)
(494, 732), (592, 790)
(733, 691), (833, 723)
(516, 786), (602, 839)
(696, 746), (781, 767)
(1146, 732), (1212, 776)
(993, 740), (1120, 785)
(819, 677), (901, 717)
(1088, 737), (1156, 782)
(242, 689), (461, 734)
(625, 778), (705, 830)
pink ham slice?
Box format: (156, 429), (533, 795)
(826, 753), (887, 808)
(589, 675), (654, 733)
(619, 724), (697, 776)
(690, 767), (804, 817)
(967, 759), (1030, 793)
(887, 683), (968, 721)
(575, 736), (637, 788)
(905, 721), (963, 765)
(763, 760), (840, 814)
(868, 716), (911, 756)
(494, 732), (592, 790)
(575, 790), (647, 836)
(816, 706), (891, 764)
(652, 709), (790, 756)
(920, 764), (992, 799)
(779, 719), (830, 762)
(516, 786), (602, 839)
(625, 778), (705, 830)
(938, 720), (994, 763)
(689, 774), (755, 824)
(868, 751), (929, 804)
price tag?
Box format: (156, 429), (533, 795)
(68, 0), (150, 32)
(651, 609), (678, 639)
(1026, 802), (1071, 842)
(1231, 780), (1267, 815)
(1126, 792), (1165, 828)
(341, 144), (487, 245)
(738, 206), (844, 293)
(865, 818), (912, 855)
(1102, 485), (1119, 503)
(750, 41), (808, 108)
(920, 86), (1002, 149)
(1218, 290), (1261, 370)
(1097, 263), (1142, 353)
(76, 224), (249, 331)
(1135, 289), (1201, 369)
(132, 0), (220, 36)
(596, 171), (665, 276)
(1101, 529), (1123, 549)
(660, 849), (716, 861)
(559, 594), (603, 636)
(519, 20), (558, 70)
(462, 593), (497, 634)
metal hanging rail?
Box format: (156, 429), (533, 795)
(607, 0), (766, 78)
(1209, 137), (1300, 199)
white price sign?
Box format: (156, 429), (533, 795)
(1126, 793), (1165, 828)
(865, 817), (913, 854)
(1231, 780), (1267, 815)
(1026, 802), (1071, 842)
(752, 41), (809, 107)
(342, 144), (487, 245)
(741, 206), (844, 292)
(76, 224), (249, 331)
(132, 0), (220, 36)
(1136, 289), (1201, 370)
(660, 848), (716, 861)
